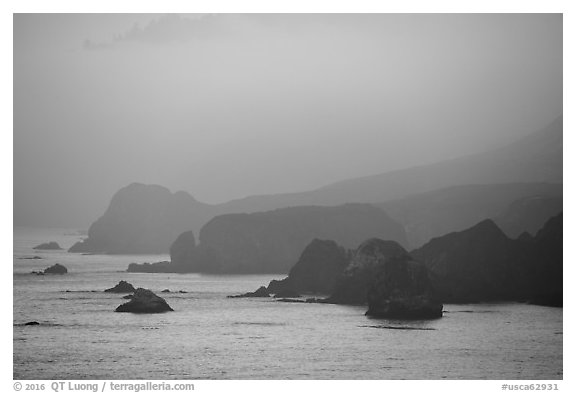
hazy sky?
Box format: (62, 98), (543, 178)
(14, 14), (562, 228)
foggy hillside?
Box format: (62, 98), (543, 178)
(221, 115), (562, 211)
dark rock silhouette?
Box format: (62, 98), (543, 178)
(410, 215), (563, 305)
(33, 241), (63, 250)
(18, 256), (43, 260)
(365, 258), (443, 319)
(24, 321), (40, 326)
(228, 286), (270, 298)
(410, 220), (522, 303)
(43, 264), (68, 274)
(68, 183), (211, 254)
(523, 213), (562, 306)
(115, 288), (174, 313)
(128, 204), (405, 274)
(267, 239), (351, 295)
(327, 239), (413, 305)
(104, 280), (136, 293)
(196, 204), (406, 274)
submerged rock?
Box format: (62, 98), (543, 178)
(115, 288), (174, 313)
(105, 280), (136, 293)
(43, 264), (68, 274)
(228, 286), (270, 298)
(33, 242), (63, 250)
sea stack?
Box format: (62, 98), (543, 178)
(115, 288), (174, 313)
(105, 280), (136, 293)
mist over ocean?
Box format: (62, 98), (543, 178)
(13, 13), (563, 382)
(13, 228), (562, 379)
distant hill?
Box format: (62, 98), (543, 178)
(494, 195), (562, 239)
(69, 183), (216, 254)
(378, 183), (562, 248)
(220, 116), (562, 211)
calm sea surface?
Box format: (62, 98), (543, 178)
(13, 228), (563, 380)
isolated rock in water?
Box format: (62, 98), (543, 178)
(365, 258), (443, 319)
(104, 280), (136, 293)
(228, 286), (270, 298)
(115, 288), (174, 313)
(33, 241), (63, 250)
(18, 256), (43, 260)
(43, 264), (68, 274)
(161, 289), (171, 293)
(24, 321), (40, 326)
(328, 239), (410, 305)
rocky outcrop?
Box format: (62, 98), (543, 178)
(267, 239), (351, 295)
(104, 280), (136, 293)
(194, 204), (407, 274)
(68, 183), (213, 254)
(365, 259), (443, 319)
(43, 264), (68, 274)
(115, 288), (174, 313)
(227, 286), (270, 298)
(33, 241), (63, 250)
(327, 239), (412, 305)
(126, 204), (405, 274)
(523, 213), (563, 306)
(410, 220), (521, 303)
(410, 215), (563, 305)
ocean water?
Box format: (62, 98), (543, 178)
(13, 228), (563, 380)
